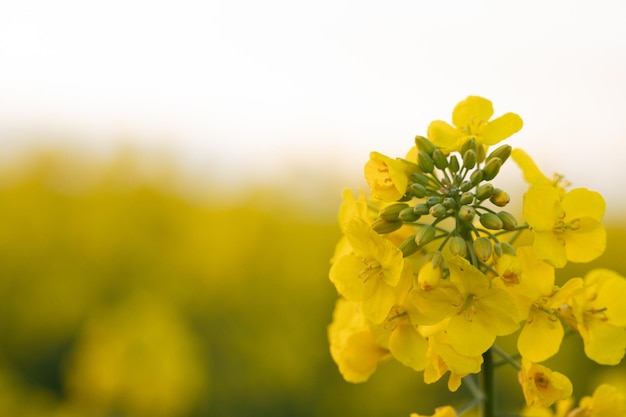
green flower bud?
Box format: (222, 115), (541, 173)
(399, 207), (420, 222)
(371, 218), (403, 234)
(379, 203), (410, 221)
(418, 151), (435, 173)
(497, 211), (518, 231)
(486, 144), (512, 164)
(429, 203), (447, 218)
(500, 242), (516, 255)
(414, 203), (431, 215)
(458, 205), (476, 222)
(461, 138), (476, 155)
(415, 135), (436, 155)
(459, 180), (472, 192)
(490, 189), (510, 207)
(432, 149), (448, 170)
(426, 196), (442, 206)
(473, 237), (493, 262)
(429, 251), (444, 268)
(410, 172), (431, 186)
(449, 155), (460, 173)
(416, 224), (436, 246)
(475, 183), (494, 201)
(400, 234), (420, 257)
(409, 183), (428, 198)
(493, 242), (503, 258)
(476, 143), (486, 163)
(443, 197), (457, 209)
(463, 149), (476, 169)
(470, 169), (483, 186)
(449, 236), (467, 257)
(460, 191), (474, 205)
(481, 157), (502, 181)
(479, 212), (504, 230)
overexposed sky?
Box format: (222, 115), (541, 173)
(1, 1), (625, 209)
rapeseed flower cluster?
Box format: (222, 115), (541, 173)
(327, 96), (626, 416)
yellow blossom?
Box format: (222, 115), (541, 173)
(364, 151), (411, 201)
(518, 359), (573, 407)
(523, 186), (606, 268)
(427, 96), (523, 154)
(574, 383), (626, 417)
(328, 298), (390, 383)
(410, 405), (457, 417)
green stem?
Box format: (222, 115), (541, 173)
(481, 348), (495, 417)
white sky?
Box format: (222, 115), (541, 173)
(1, 0), (625, 212)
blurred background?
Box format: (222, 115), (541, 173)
(1, 1), (625, 416)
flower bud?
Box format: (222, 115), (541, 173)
(432, 149), (448, 170)
(486, 144), (512, 164)
(371, 218), (403, 234)
(429, 203), (447, 218)
(497, 211), (518, 231)
(409, 183), (427, 198)
(418, 151), (435, 173)
(443, 197), (457, 209)
(500, 241), (516, 255)
(418, 255), (443, 290)
(449, 155), (460, 173)
(458, 205), (476, 222)
(410, 172), (430, 186)
(476, 143), (486, 163)
(479, 212), (504, 230)
(475, 183), (494, 201)
(459, 180), (472, 192)
(414, 203), (431, 215)
(482, 157), (502, 181)
(426, 196), (442, 206)
(399, 234), (420, 257)
(416, 224), (437, 246)
(461, 138), (476, 155)
(493, 242), (503, 258)
(463, 149), (476, 169)
(379, 203), (409, 221)
(460, 191), (474, 205)
(473, 237), (493, 262)
(489, 189), (510, 207)
(399, 206), (420, 222)
(470, 169), (483, 186)
(449, 236), (467, 257)
(415, 135), (436, 155)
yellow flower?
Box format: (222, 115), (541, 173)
(364, 151), (411, 201)
(523, 186), (606, 268)
(570, 269), (626, 365)
(410, 405), (457, 417)
(511, 148), (567, 195)
(427, 96), (523, 154)
(329, 218), (405, 323)
(574, 383), (626, 417)
(328, 298), (390, 383)
(375, 306), (429, 372)
(518, 359), (573, 407)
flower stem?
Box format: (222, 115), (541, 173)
(481, 348), (495, 417)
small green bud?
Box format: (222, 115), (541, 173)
(473, 237), (493, 262)
(429, 251), (444, 268)
(493, 242), (503, 258)
(371, 218), (403, 234)
(429, 203), (447, 218)
(443, 197), (456, 209)
(497, 211), (518, 231)
(459, 180), (472, 192)
(475, 183), (494, 201)
(479, 212), (504, 230)
(400, 234), (420, 257)
(426, 196), (442, 207)
(470, 169), (483, 186)
(486, 144), (512, 164)
(482, 157), (502, 181)
(500, 242), (516, 255)
(379, 203), (409, 221)
(410, 172), (431, 186)
(432, 149), (448, 170)
(416, 224), (437, 246)
(415, 135), (436, 155)
(460, 191), (474, 205)
(461, 138), (476, 155)
(418, 151), (435, 173)
(476, 143), (486, 163)
(409, 183), (427, 198)
(399, 207), (420, 222)
(449, 236), (467, 257)
(463, 149), (476, 169)
(458, 205), (476, 222)
(490, 189), (510, 207)
(414, 203), (431, 215)
(449, 155), (460, 173)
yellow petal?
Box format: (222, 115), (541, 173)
(389, 323), (429, 371)
(581, 319), (626, 365)
(452, 96), (494, 129)
(511, 148), (553, 188)
(563, 219), (606, 263)
(480, 112), (524, 145)
(533, 231), (567, 268)
(427, 120), (463, 152)
(562, 188), (605, 222)
(518, 309), (564, 362)
(329, 254), (366, 300)
(523, 187), (562, 231)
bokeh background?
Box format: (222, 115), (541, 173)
(1, 1), (625, 416)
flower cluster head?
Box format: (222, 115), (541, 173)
(327, 96), (626, 416)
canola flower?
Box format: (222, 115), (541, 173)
(327, 96), (626, 416)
